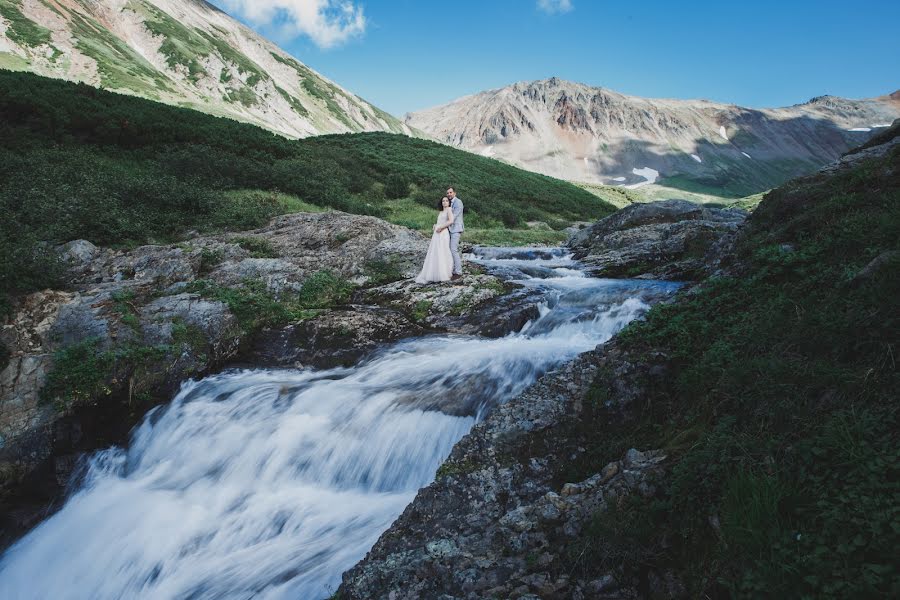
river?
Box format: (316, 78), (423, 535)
(0, 247), (681, 599)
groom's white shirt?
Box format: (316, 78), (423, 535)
(449, 197), (464, 233)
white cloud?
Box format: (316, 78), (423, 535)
(537, 0), (573, 14)
(218, 0), (366, 48)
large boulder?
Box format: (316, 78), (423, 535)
(568, 199), (746, 280)
(356, 274), (542, 337)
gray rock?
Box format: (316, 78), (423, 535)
(57, 240), (98, 265)
(569, 199), (746, 280)
(243, 305), (424, 369)
(338, 337), (671, 599)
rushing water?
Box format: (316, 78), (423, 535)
(0, 247), (681, 600)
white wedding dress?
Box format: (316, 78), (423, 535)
(415, 209), (454, 283)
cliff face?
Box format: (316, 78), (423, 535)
(0, 0), (412, 137)
(407, 77), (900, 195)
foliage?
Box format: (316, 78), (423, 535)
(364, 258), (405, 285)
(198, 247), (224, 274)
(0, 0), (52, 48)
(233, 236), (278, 258)
(575, 145), (900, 597)
(0, 70), (611, 299)
(184, 271), (350, 333)
(40, 338), (168, 412)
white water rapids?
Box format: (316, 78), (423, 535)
(0, 248), (681, 599)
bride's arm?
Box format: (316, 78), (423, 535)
(440, 208), (455, 232)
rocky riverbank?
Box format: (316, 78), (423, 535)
(0, 212), (534, 544)
(338, 126), (900, 599)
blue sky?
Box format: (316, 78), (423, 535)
(211, 0), (899, 116)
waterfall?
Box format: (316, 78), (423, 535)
(0, 248), (681, 600)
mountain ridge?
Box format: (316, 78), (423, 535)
(406, 77), (900, 196)
(0, 0), (413, 138)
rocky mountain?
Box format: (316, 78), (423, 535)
(406, 77), (900, 195)
(0, 0), (412, 137)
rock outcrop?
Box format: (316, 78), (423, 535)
(568, 199), (746, 279)
(339, 341), (678, 599)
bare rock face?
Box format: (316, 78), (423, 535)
(407, 77), (900, 193)
(568, 199), (746, 280)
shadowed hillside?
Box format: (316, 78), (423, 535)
(0, 70), (614, 301)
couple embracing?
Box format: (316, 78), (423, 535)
(415, 186), (464, 284)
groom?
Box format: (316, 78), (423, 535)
(447, 187), (464, 279)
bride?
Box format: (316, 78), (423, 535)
(415, 196), (455, 284)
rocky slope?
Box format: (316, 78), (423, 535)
(406, 77), (899, 195)
(339, 126), (899, 598)
(0, 0), (412, 137)
(0, 211), (536, 544)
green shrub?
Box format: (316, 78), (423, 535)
(384, 173), (411, 199)
(233, 236), (278, 258)
(364, 259), (404, 285)
(40, 338), (168, 412)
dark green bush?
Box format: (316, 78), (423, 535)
(576, 145), (900, 597)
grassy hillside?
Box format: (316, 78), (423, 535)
(571, 133), (899, 597)
(0, 70), (613, 299)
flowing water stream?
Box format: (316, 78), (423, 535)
(0, 247), (681, 599)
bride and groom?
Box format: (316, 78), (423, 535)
(415, 187), (464, 284)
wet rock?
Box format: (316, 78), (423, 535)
(244, 306), (424, 369)
(569, 199), (746, 280)
(338, 336), (672, 599)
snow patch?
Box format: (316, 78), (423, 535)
(718, 126), (728, 141)
(480, 146), (495, 157)
(741, 151), (752, 159)
(870, 123), (892, 128)
(691, 154), (702, 163)
(847, 127), (871, 132)
(610, 176), (627, 182)
(624, 167), (659, 189)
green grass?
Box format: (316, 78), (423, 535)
(233, 236), (278, 258)
(0, 1), (52, 48)
(41, 338), (169, 412)
(67, 12), (172, 95)
(1, 70), (610, 299)
(275, 85), (310, 117)
(570, 142), (900, 597)
(183, 271), (351, 333)
(138, 2), (211, 82)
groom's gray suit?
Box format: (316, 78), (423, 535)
(449, 196), (464, 275)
